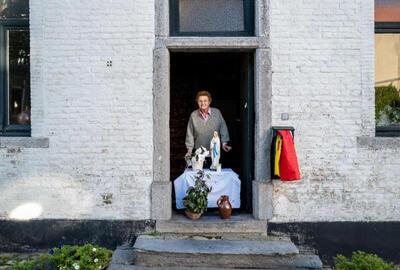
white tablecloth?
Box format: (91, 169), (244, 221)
(174, 169), (241, 209)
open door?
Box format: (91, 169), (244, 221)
(170, 52), (254, 212)
(240, 54), (254, 213)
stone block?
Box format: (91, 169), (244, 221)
(253, 181), (273, 220)
(151, 181), (172, 220)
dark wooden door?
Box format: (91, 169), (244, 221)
(239, 53), (254, 213)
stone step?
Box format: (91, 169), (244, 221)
(156, 213), (268, 235)
(134, 235), (298, 255)
(108, 264), (322, 270)
(148, 232), (275, 241)
(130, 235), (322, 269)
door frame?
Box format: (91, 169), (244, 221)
(151, 0), (273, 220)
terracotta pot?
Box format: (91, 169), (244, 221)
(185, 209), (202, 220)
(217, 195), (232, 219)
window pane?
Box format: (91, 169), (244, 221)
(375, 33), (400, 127)
(375, 0), (400, 22)
(179, 0), (245, 32)
(7, 29), (30, 126)
(0, 0), (28, 19)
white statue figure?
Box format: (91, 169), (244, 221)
(210, 131), (221, 170)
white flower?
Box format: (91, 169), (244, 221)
(92, 247), (97, 252)
(73, 263), (80, 270)
(98, 266), (102, 269)
(94, 258), (99, 263)
(195, 148), (202, 155)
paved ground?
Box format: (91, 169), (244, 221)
(0, 252), (44, 270)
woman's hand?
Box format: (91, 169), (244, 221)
(185, 149), (192, 159)
(222, 143), (232, 152)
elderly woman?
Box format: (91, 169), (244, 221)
(185, 91), (232, 158)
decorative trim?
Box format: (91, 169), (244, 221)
(165, 37), (260, 50)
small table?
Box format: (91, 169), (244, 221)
(174, 168), (241, 209)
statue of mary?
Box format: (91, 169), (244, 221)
(210, 131), (221, 170)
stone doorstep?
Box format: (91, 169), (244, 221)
(111, 214), (322, 269)
(108, 265), (322, 270)
(111, 235), (323, 269)
(134, 235), (299, 256)
(143, 232), (273, 241)
(156, 213), (268, 235)
(134, 251), (322, 269)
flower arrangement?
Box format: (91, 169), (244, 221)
(185, 146), (210, 171)
(12, 244), (112, 270)
(183, 170), (211, 219)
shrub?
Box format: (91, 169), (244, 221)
(334, 251), (400, 270)
(12, 244), (112, 270)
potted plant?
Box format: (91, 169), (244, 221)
(185, 146), (209, 171)
(183, 170), (211, 220)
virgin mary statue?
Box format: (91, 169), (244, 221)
(210, 131), (221, 170)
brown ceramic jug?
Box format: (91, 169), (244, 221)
(217, 195), (232, 219)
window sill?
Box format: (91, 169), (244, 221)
(357, 136), (400, 150)
(0, 137), (49, 148)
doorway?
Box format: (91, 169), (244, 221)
(170, 52), (254, 212)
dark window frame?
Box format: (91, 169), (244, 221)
(0, 18), (30, 137)
(375, 21), (400, 137)
(169, 0), (254, 37)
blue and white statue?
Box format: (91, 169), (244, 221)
(210, 131), (221, 170)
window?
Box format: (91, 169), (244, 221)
(170, 0), (254, 36)
(375, 0), (400, 136)
(0, 0), (30, 136)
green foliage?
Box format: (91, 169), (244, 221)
(375, 85), (400, 125)
(183, 170), (211, 214)
(334, 251), (400, 270)
(12, 244), (112, 270)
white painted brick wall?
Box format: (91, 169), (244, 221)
(0, 0), (155, 220)
(1, 0), (398, 223)
(270, 0), (400, 221)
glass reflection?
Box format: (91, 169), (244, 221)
(7, 29), (30, 125)
(0, 0), (28, 19)
(375, 33), (400, 126)
(179, 0), (245, 32)
(375, 0), (400, 22)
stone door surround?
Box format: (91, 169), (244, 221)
(152, 0), (273, 220)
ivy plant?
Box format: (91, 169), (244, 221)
(183, 170), (211, 214)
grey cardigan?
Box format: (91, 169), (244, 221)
(185, 107), (230, 151)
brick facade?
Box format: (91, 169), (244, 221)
(270, 0), (400, 221)
(0, 0), (399, 223)
(0, 0), (155, 220)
